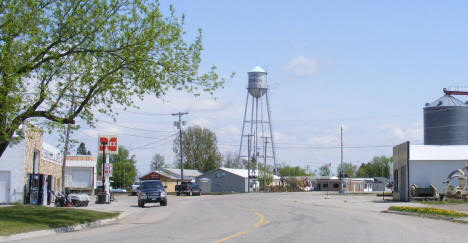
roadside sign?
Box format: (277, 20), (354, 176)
(104, 163), (113, 177)
(98, 134), (118, 154)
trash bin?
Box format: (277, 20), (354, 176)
(96, 192), (107, 204)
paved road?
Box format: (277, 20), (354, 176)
(17, 192), (468, 243)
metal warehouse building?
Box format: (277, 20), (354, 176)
(393, 142), (468, 201)
(196, 168), (280, 193)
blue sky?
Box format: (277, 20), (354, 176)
(45, 1), (468, 175)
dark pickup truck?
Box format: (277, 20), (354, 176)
(138, 180), (168, 207)
(175, 182), (202, 196)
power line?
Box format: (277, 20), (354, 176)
(128, 133), (178, 150)
(98, 120), (176, 133)
(217, 143), (394, 150)
(117, 110), (173, 116)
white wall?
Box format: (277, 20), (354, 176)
(66, 159), (97, 189)
(0, 142), (26, 203)
(409, 160), (468, 194)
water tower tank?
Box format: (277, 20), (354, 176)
(424, 95), (468, 145)
(247, 66), (267, 98)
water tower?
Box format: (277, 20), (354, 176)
(238, 66), (278, 179)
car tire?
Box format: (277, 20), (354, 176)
(140, 201), (145, 208)
(160, 200), (167, 206)
(176, 192), (180, 196)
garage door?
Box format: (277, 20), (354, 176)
(0, 171), (10, 203)
(71, 168), (92, 188)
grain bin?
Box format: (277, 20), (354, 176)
(424, 95), (468, 145)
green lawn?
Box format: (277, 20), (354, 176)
(0, 205), (119, 236)
(388, 206), (467, 218)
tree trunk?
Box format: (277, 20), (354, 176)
(0, 126), (17, 158)
(0, 141), (10, 158)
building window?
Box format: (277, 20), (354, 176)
(333, 184), (339, 189)
(33, 151), (39, 174)
(394, 170), (399, 192)
(322, 183), (328, 188)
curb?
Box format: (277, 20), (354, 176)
(382, 210), (468, 224)
(0, 211), (129, 242)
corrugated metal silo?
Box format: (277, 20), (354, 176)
(424, 95), (468, 145)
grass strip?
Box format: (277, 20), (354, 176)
(388, 206), (467, 218)
(421, 199), (468, 205)
(0, 205), (119, 236)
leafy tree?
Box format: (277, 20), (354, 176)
(0, 0), (225, 158)
(97, 145), (136, 188)
(223, 151), (243, 169)
(336, 162), (357, 178)
(242, 157), (257, 171)
(278, 165), (308, 177)
(76, 142), (91, 155)
(173, 126), (222, 172)
(258, 165), (273, 190)
(318, 164), (331, 176)
(150, 153), (166, 171)
(287, 177), (302, 191)
(356, 156), (392, 178)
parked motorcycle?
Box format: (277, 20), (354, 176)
(54, 192), (72, 207)
(54, 192), (90, 207)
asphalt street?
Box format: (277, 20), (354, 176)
(15, 192), (468, 243)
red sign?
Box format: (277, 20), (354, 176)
(98, 135), (118, 154)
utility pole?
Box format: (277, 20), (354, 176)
(172, 112), (188, 183)
(340, 125), (344, 192)
(246, 134), (253, 192)
(263, 137), (268, 192)
(101, 141), (107, 194)
(61, 94), (75, 193)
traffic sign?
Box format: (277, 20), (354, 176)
(104, 163), (113, 177)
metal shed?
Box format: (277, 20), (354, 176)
(393, 142), (468, 201)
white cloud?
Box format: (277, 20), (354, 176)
(282, 56), (317, 77)
(217, 124), (241, 137)
(379, 123), (423, 143)
(189, 117), (213, 128)
(190, 98), (226, 112)
(306, 135), (339, 146)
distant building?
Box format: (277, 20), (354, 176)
(315, 176), (373, 192)
(393, 142), (468, 201)
(196, 167), (280, 193)
(161, 168), (202, 182)
(0, 124), (62, 204)
(140, 170), (179, 193)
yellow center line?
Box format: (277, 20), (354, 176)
(212, 209), (268, 243)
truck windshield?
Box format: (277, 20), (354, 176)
(141, 181), (163, 190)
